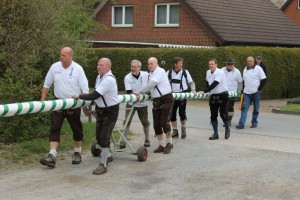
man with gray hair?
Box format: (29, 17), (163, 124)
(121, 59), (150, 148)
(74, 57), (119, 175)
(134, 57), (174, 154)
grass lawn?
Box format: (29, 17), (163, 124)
(0, 121), (128, 168)
(279, 104), (300, 112)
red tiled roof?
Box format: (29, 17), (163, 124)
(184, 0), (300, 46)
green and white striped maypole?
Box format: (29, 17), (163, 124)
(0, 92), (240, 117)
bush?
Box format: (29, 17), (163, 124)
(83, 47), (300, 99)
(0, 66), (50, 143)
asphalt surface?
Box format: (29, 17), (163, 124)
(1, 99), (300, 200)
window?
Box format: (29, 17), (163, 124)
(112, 5), (133, 27)
(155, 3), (179, 27)
(298, 0), (300, 9)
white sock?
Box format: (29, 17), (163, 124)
(49, 149), (57, 157)
(74, 147), (81, 153)
(158, 140), (165, 147)
(101, 148), (110, 167)
(166, 137), (172, 144)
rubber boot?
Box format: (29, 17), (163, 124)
(209, 120), (219, 140)
(143, 126), (150, 147)
(181, 127), (186, 139)
(224, 120), (230, 139)
(228, 115), (233, 127)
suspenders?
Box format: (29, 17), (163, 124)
(95, 74), (115, 107)
(148, 74), (162, 97)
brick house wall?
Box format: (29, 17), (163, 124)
(283, 0), (300, 27)
(91, 0), (218, 47)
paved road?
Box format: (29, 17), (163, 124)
(119, 100), (300, 139)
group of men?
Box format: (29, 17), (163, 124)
(39, 46), (267, 175)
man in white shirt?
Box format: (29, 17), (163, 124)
(121, 60), (150, 149)
(74, 57), (119, 175)
(199, 58), (230, 140)
(236, 56), (267, 129)
(135, 57), (174, 154)
(221, 59), (243, 126)
(167, 57), (196, 139)
(40, 47), (89, 168)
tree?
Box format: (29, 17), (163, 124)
(0, 0), (102, 142)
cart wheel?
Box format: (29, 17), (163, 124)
(137, 146), (147, 162)
(91, 140), (101, 157)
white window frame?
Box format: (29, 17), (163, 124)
(154, 3), (179, 27)
(112, 5), (133, 27)
(298, 0), (300, 9)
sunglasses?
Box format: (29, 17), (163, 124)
(227, 63), (234, 65)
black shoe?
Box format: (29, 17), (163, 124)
(119, 141), (126, 149)
(171, 129), (179, 138)
(144, 139), (150, 147)
(181, 127), (186, 139)
(225, 128), (230, 140)
(72, 152), (82, 165)
(250, 123), (257, 128)
(40, 154), (56, 168)
(236, 124), (244, 129)
(209, 134), (219, 140)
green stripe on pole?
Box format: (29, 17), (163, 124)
(39, 101), (45, 112)
(71, 99), (78, 108)
(14, 103), (23, 116)
(61, 99), (67, 110)
(49, 101), (56, 111)
(1, 104), (9, 117)
(122, 95), (126, 103)
(130, 95), (133, 102)
(27, 102), (34, 114)
(82, 100), (86, 107)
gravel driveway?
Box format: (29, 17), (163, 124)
(1, 99), (300, 200)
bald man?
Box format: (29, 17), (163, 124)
(135, 57), (174, 154)
(40, 47), (89, 168)
(74, 57), (119, 175)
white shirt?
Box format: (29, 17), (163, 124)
(221, 67), (242, 93)
(124, 71), (149, 107)
(243, 65), (266, 94)
(167, 69), (194, 92)
(43, 61), (89, 99)
(206, 68), (228, 94)
(94, 70), (119, 107)
(147, 66), (172, 98)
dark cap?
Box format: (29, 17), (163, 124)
(256, 56), (262, 59)
(225, 58), (235, 64)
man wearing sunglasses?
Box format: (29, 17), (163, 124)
(221, 59), (243, 126)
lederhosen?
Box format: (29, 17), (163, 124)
(95, 75), (119, 148)
(209, 91), (229, 122)
(49, 97), (83, 142)
(169, 71), (188, 122)
(152, 85), (174, 135)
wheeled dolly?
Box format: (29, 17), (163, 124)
(90, 105), (148, 162)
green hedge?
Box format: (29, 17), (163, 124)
(79, 47), (300, 99)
